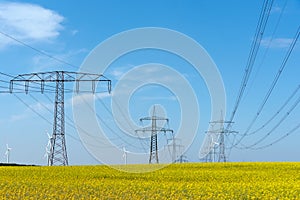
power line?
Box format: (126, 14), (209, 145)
(135, 105), (173, 164)
(1, 72), (65, 93)
(244, 0), (288, 98)
(13, 93), (52, 125)
(250, 122), (300, 150)
(233, 25), (300, 147)
(92, 93), (149, 151)
(0, 26), (150, 162)
(0, 79), (57, 93)
(246, 84), (300, 136)
(13, 93), (94, 145)
(252, 25), (300, 122)
(10, 71), (111, 166)
(0, 72), (15, 78)
(1, 76), (109, 94)
(238, 93), (300, 149)
(12, 93), (121, 168)
(111, 97), (149, 150)
(0, 72), (126, 149)
(0, 30), (78, 68)
(228, 0), (274, 124)
(40, 93), (113, 147)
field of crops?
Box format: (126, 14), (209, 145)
(0, 162), (300, 199)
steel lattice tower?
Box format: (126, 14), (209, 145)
(136, 106), (173, 164)
(166, 137), (184, 163)
(49, 71), (67, 165)
(204, 117), (237, 162)
(175, 155), (188, 163)
(10, 71), (111, 166)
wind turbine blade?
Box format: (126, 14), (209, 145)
(44, 147), (50, 159)
(199, 133), (219, 159)
(46, 131), (52, 139)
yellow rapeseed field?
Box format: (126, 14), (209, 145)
(0, 162), (300, 199)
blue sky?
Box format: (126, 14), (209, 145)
(0, 0), (299, 165)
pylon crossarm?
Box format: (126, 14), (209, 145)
(9, 71), (111, 94)
(9, 71), (111, 166)
(135, 127), (172, 133)
(139, 116), (169, 121)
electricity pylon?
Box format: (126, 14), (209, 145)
(205, 118), (237, 162)
(135, 106), (173, 164)
(175, 155), (188, 163)
(166, 137), (184, 163)
(10, 71), (111, 166)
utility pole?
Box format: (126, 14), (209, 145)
(10, 71), (111, 166)
(204, 113), (237, 162)
(135, 106), (173, 164)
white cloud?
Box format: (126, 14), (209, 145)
(109, 64), (186, 84)
(261, 37), (293, 49)
(71, 30), (78, 36)
(110, 69), (124, 80)
(111, 65), (189, 97)
(31, 101), (53, 112)
(0, 2), (64, 48)
(271, 5), (282, 14)
(95, 93), (112, 99)
(121, 65), (184, 83)
(72, 93), (111, 106)
(9, 100), (52, 122)
(140, 96), (177, 101)
(109, 64), (135, 80)
(9, 112), (28, 122)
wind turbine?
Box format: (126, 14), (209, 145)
(122, 147), (129, 165)
(211, 137), (219, 163)
(44, 147), (50, 162)
(5, 144), (12, 163)
(46, 131), (53, 148)
(45, 131), (53, 166)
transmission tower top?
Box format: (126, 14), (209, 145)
(135, 105), (173, 164)
(9, 71), (111, 94)
(9, 70), (111, 166)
